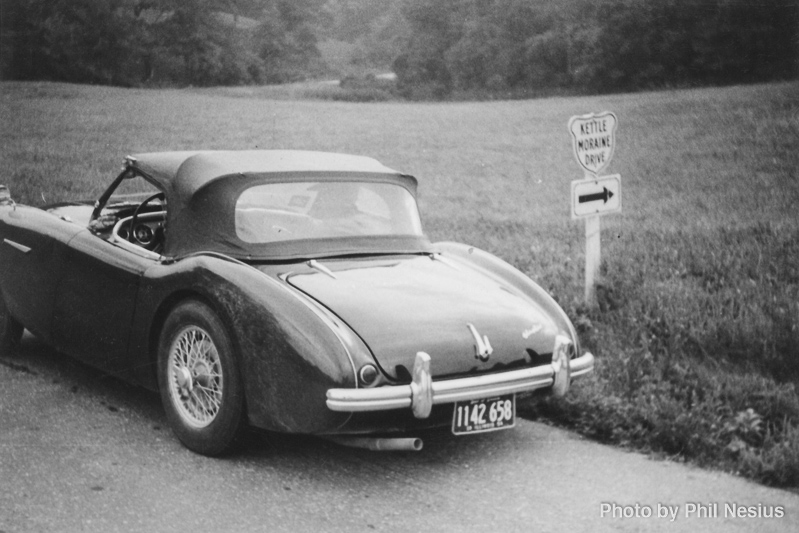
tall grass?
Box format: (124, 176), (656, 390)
(1, 79), (798, 485)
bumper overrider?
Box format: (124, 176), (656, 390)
(326, 335), (594, 419)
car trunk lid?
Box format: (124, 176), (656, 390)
(285, 255), (560, 381)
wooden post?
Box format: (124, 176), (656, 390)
(584, 214), (600, 306)
(583, 170), (601, 307)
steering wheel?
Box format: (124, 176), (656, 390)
(129, 192), (166, 245)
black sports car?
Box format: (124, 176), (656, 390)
(0, 150), (593, 455)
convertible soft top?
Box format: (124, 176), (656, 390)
(125, 150), (430, 260)
(129, 150), (402, 199)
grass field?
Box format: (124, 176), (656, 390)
(2, 80), (798, 486)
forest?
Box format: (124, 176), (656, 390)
(1, 0), (796, 97)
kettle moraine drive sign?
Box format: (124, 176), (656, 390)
(568, 111), (617, 175)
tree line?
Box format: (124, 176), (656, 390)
(393, 0), (798, 97)
(1, 0), (796, 96)
(0, 0), (326, 86)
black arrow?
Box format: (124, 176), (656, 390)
(579, 187), (614, 204)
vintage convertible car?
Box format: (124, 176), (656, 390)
(0, 150), (593, 455)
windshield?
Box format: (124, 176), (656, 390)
(108, 174), (163, 206)
(235, 181), (423, 243)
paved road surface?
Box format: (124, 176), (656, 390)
(1, 333), (797, 533)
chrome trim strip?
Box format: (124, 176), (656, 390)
(327, 352), (595, 415)
(429, 252), (462, 271)
(307, 259), (337, 279)
(3, 238), (31, 254)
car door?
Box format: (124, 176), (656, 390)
(51, 229), (153, 378)
(0, 206), (83, 342)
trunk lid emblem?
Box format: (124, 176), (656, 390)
(467, 323), (493, 361)
(522, 323), (543, 339)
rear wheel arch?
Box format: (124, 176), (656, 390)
(156, 296), (248, 455)
(148, 289), (243, 384)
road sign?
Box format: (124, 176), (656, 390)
(568, 112), (617, 175)
(567, 111), (621, 307)
(571, 174), (621, 219)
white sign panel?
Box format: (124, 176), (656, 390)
(568, 112), (617, 175)
(571, 174), (622, 219)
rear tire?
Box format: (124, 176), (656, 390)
(157, 299), (247, 456)
(0, 292), (24, 356)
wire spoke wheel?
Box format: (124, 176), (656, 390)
(157, 299), (246, 456)
(167, 326), (223, 428)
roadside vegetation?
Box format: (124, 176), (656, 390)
(1, 79), (797, 487)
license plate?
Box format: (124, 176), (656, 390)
(452, 394), (515, 435)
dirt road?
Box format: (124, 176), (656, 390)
(1, 334), (797, 533)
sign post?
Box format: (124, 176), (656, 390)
(568, 112), (621, 306)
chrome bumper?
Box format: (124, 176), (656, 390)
(327, 338), (594, 419)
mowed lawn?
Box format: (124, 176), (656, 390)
(1, 80), (798, 486)
(2, 81), (797, 234)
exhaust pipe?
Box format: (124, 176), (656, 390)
(326, 437), (423, 452)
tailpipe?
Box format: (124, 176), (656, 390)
(326, 437), (423, 452)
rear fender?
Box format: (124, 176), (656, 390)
(132, 255), (364, 434)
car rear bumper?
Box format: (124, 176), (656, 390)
(327, 340), (594, 419)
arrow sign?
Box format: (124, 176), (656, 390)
(579, 187), (614, 204)
(571, 175), (621, 219)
